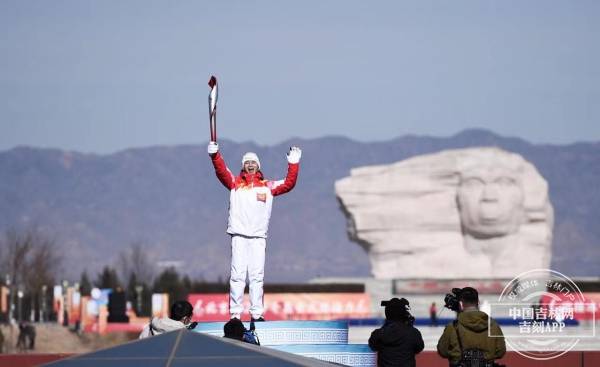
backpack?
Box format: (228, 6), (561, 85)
(242, 320), (260, 345)
(242, 329), (260, 345)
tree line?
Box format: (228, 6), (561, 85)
(0, 227), (227, 321)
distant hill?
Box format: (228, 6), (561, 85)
(1, 129), (599, 282)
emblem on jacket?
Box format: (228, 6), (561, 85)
(256, 193), (267, 202)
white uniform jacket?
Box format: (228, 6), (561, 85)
(138, 317), (187, 339)
(210, 152), (299, 238)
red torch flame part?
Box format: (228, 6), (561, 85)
(208, 76), (217, 88)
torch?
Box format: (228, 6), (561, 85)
(208, 75), (218, 142)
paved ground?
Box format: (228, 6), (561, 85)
(0, 323), (135, 354)
(350, 324), (600, 351)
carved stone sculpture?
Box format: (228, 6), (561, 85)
(335, 147), (553, 279)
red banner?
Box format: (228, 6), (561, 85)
(188, 293), (371, 321)
(539, 292), (599, 321)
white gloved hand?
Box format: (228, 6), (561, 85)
(207, 141), (219, 155)
(287, 146), (302, 164)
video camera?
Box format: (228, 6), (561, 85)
(381, 297), (415, 325)
(444, 288), (462, 312)
(381, 298), (409, 308)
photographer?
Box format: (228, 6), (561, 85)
(368, 297), (424, 367)
(437, 287), (506, 367)
(223, 318), (260, 345)
(139, 301), (194, 338)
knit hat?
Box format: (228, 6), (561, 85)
(241, 152), (260, 169)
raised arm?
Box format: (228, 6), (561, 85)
(270, 147), (301, 196)
(208, 142), (235, 190)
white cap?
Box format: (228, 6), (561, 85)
(241, 152), (260, 169)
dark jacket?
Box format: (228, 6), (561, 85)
(437, 310), (506, 364)
(368, 320), (424, 367)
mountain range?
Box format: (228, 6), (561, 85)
(1, 129), (599, 282)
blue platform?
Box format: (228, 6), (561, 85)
(193, 320), (376, 366)
(193, 320), (349, 346)
(270, 344), (376, 367)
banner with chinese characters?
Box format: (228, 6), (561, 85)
(188, 293), (371, 321)
(540, 292), (599, 321)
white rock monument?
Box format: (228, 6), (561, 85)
(335, 147), (553, 279)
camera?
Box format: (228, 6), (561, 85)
(444, 288), (462, 312)
(381, 298), (409, 308)
(381, 297), (415, 325)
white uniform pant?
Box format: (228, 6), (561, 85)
(229, 235), (266, 319)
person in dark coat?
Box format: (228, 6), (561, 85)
(369, 297), (424, 367)
(223, 318), (246, 341)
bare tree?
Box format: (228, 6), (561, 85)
(1, 229), (33, 291)
(0, 227), (61, 321)
(117, 241), (155, 286)
(116, 242), (155, 316)
(25, 235), (59, 290)
(25, 235), (60, 320)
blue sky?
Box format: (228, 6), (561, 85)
(1, 0), (598, 153)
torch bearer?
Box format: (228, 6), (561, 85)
(208, 75), (218, 142)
